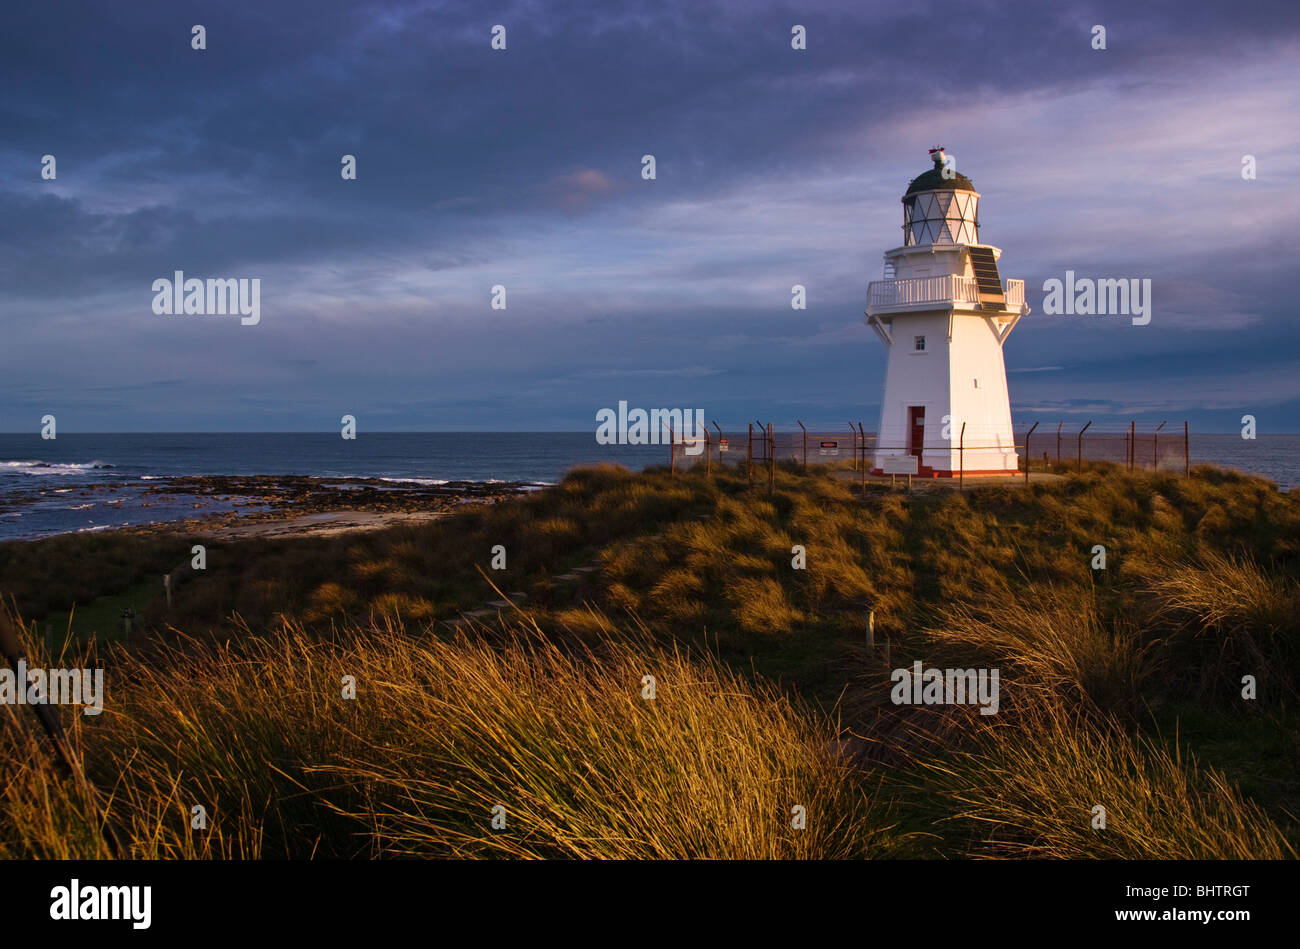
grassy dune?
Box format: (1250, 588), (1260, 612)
(1, 461), (1297, 858)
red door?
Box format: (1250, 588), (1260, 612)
(908, 407), (925, 459)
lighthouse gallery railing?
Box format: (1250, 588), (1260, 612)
(867, 276), (1025, 308)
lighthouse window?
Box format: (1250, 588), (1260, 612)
(914, 335), (926, 352)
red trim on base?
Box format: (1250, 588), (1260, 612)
(869, 468), (1020, 478)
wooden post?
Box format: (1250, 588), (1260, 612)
(164, 573), (172, 608)
(1056, 421), (1063, 465)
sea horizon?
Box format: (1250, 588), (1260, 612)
(2, 431), (1296, 542)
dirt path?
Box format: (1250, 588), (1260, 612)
(198, 510), (449, 540)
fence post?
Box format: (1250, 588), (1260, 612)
(747, 423), (753, 484)
(164, 573), (172, 608)
(704, 427), (711, 479)
(1184, 421), (1190, 476)
(1153, 420), (1165, 471)
(959, 421), (966, 492)
(1077, 421), (1092, 472)
(1056, 421), (1063, 465)
(858, 422), (868, 491)
(1023, 421), (1038, 485)
(768, 423), (775, 494)
(762, 422), (768, 490)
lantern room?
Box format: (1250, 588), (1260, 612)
(902, 148), (980, 246)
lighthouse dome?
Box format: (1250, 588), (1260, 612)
(901, 148), (980, 246)
(904, 163), (975, 195)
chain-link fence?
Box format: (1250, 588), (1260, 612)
(1019, 422), (1190, 474)
(665, 420), (1190, 484)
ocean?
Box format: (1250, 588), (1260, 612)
(0, 432), (1295, 542)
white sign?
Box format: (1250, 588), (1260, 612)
(879, 454), (919, 474)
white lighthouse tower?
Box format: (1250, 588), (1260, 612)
(865, 149), (1029, 477)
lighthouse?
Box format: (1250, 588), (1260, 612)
(865, 149), (1029, 477)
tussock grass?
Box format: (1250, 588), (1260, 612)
(0, 610), (898, 859)
(925, 587), (1160, 722)
(1137, 549), (1300, 701)
(919, 699), (1293, 860)
(5, 460), (1299, 858)
(318, 620), (895, 858)
(1143, 549), (1294, 640)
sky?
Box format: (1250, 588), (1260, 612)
(1, 0), (1297, 433)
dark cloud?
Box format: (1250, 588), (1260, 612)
(1, 0), (1297, 431)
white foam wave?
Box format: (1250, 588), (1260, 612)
(2, 459), (116, 475)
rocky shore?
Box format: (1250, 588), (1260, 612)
(2, 474), (541, 542)
(140, 474), (539, 537)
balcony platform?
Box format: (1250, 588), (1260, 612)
(866, 275), (1028, 316)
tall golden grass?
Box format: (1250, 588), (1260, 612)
(4, 461), (1298, 859)
(0, 609), (898, 859)
(918, 698), (1294, 859)
(925, 587), (1160, 721)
